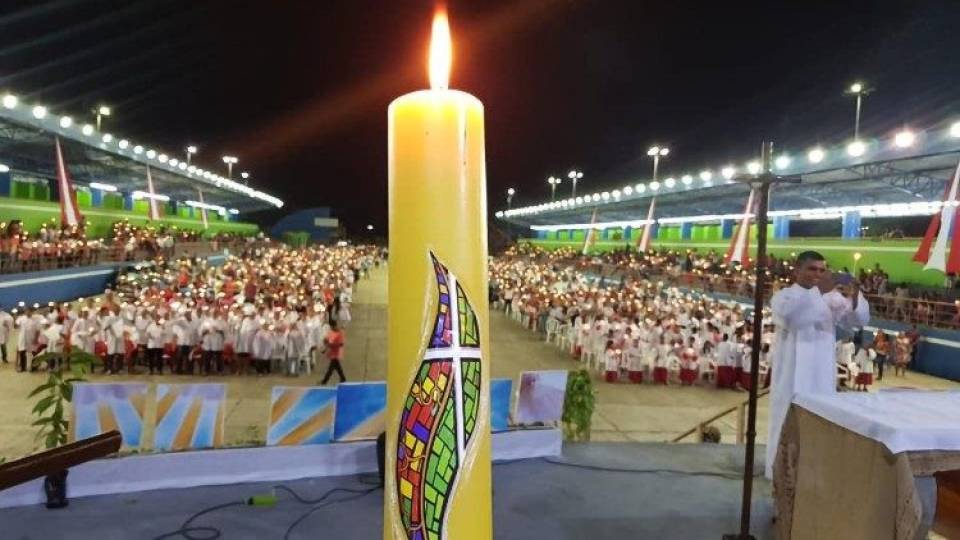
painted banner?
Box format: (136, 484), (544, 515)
(71, 383), (148, 449)
(490, 378), (512, 432)
(154, 383), (226, 451)
(515, 370), (569, 424)
(333, 381), (387, 441)
(267, 386), (337, 446)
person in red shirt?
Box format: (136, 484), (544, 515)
(320, 321), (346, 385)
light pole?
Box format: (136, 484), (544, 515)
(94, 105), (111, 131)
(646, 145), (669, 182)
(240, 171), (250, 185)
(186, 145), (197, 165)
(222, 155), (238, 179)
(567, 169), (583, 198)
(506, 188), (516, 241)
(846, 82), (872, 141)
(547, 176), (561, 200)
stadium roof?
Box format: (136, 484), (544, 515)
(499, 124), (960, 229)
(0, 92), (283, 213)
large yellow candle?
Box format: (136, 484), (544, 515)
(385, 11), (492, 540)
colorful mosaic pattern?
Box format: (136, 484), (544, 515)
(396, 253), (482, 540)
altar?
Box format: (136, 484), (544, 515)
(774, 390), (960, 539)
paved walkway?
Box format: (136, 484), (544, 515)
(1, 264), (957, 460)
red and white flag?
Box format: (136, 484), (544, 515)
(145, 165), (161, 220)
(636, 198), (656, 253)
(54, 137), (83, 227)
(197, 188), (209, 230)
(725, 189), (756, 267)
(914, 159), (960, 273)
(582, 209), (598, 255)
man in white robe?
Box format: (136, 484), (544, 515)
(766, 251), (870, 479)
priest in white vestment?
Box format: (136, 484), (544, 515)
(766, 251), (870, 479)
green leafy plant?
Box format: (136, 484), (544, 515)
(29, 350), (99, 450)
(561, 369), (596, 441)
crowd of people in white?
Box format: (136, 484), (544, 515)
(490, 246), (911, 393)
(0, 244), (384, 384)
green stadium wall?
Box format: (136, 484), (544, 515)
(521, 236), (945, 287)
(0, 197), (258, 238)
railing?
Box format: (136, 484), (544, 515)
(0, 239), (267, 275)
(672, 389), (770, 444)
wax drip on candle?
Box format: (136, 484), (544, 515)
(429, 9), (452, 90)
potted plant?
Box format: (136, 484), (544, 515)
(561, 369), (596, 441)
(28, 348), (99, 508)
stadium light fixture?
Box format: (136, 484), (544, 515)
(32, 105), (47, 119)
(894, 129), (915, 148)
(2, 94), (17, 109)
(721, 166), (736, 180)
(774, 155), (791, 170)
(807, 147), (825, 163)
(635, 183), (646, 193)
(118, 139), (129, 149)
(649, 181), (660, 191)
(681, 174), (693, 185)
(158, 153), (168, 163)
(89, 182), (117, 192)
(647, 145), (669, 183)
(101, 133), (113, 143)
(950, 122), (960, 138)
(169, 158), (179, 166)
(145, 149), (157, 159)
(591, 193), (601, 202)
(0, 164), (9, 173)
(178, 162), (188, 170)
(133, 145), (144, 154)
(845, 82), (872, 140)
(847, 140), (866, 157)
(612, 189), (622, 198)
(623, 186), (633, 195)
(663, 177), (676, 188)
(59, 116), (73, 128)
(81, 124), (94, 136)
(187, 165), (197, 173)
(601, 191), (610, 200)
(222, 155), (238, 178)
(241, 171), (250, 179)
(567, 169), (584, 197)
(95, 105), (111, 131)
(699, 170), (713, 182)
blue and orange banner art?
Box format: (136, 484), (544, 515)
(333, 382), (387, 441)
(72, 383), (148, 449)
(490, 378), (512, 432)
(267, 387), (337, 446)
(154, 384), (226, 451)
(394, 253), (482, 540)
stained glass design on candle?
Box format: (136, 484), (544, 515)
(396, 252), (482, 540)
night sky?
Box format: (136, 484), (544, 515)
(2, 0), (958, 234)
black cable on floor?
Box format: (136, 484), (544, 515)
(151, 478), (381, 540)
(282, 487), (380, 540)
(152, 500), (246, 540)
(538, 456), (759, 480)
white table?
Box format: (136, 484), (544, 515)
(775, 391), (960, 540)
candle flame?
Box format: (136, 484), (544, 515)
(429, 9), (452, 90)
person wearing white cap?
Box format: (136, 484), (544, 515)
(285, 320), (307, 376)
(235, 305), (258, 376)
(251, 324), (274, 375)
(15, 305), (38, 372)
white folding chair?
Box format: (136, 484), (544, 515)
(545, 319), (560, 344)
